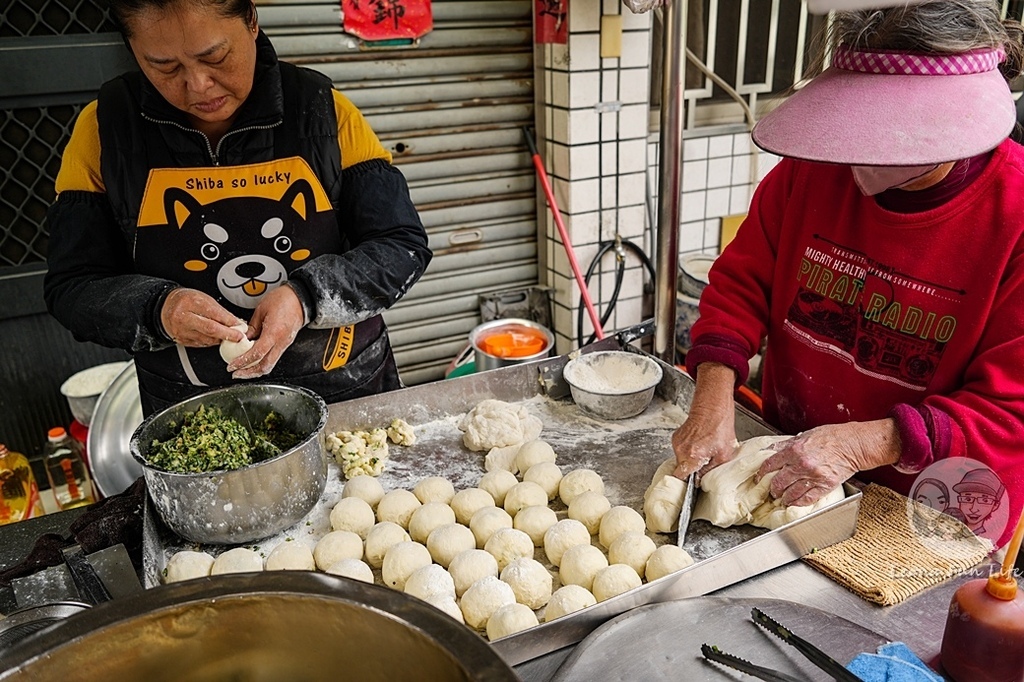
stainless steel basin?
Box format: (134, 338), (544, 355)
(0, 572), (519, 681)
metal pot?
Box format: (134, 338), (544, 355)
(130, 384), (328, 545)
(0, 573), (520, 681)
(471, 318), (554, 371)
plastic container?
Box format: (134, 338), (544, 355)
(940, 507), (1024, 682)
(43, 427), (96, 511)
(0, 444), (44, 525)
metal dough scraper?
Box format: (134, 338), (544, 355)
(676, 473), (697, 547)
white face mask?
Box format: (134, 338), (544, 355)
(851, 164), (940, 196)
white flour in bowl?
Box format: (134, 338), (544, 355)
(565, 353), (660, 394)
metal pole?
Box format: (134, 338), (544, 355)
(654, 0), (686, 364)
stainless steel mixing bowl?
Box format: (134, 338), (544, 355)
(0, 573), (520, 681)
(130, 384), (328, 545)
(563, 351), (663, 420)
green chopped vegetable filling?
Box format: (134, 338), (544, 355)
(148, 404), (300, 474)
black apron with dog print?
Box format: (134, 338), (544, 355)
(96, 55), (394, 410)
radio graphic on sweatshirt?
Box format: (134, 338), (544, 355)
(784, 235), (963, 391)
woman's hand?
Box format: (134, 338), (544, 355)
(757, 419), (902, 506)
(671, 362), (739, 482)
(228, 284), (305, 379)
(160, 287), (243, 346)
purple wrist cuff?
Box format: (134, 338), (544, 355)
(889, 403), (951, 474)
(685, 334), (750, 385)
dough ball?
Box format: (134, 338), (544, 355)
(516, 439), (556, 472)
(449, 549), (499, 598)
(408, 502), (457, 544)
(487, 603), (539, 640)
(544, 584), (597, 622)
(460, 575), (516, 630)
(559, 469), (605, 506)
(342, 475), (386, 510)
(219, 321), (253, 364)
(559, 544), (608, 591)
(523, 462), (563, 501)
(459, 400), (525, 452)
(567, 491), (611, 535)
(326, 558), (374, 583)
(330, 497), (376, 539)
(265, 541), (315, 571)
(211, 547), (263, 575)
(543, 519), (591, 567)
(470, 506), (514, 548)
(164, 551), (215, 583)
(503, 481), (548, 517)
(381, 541), (432, 591)
(608, 531), (657, 578)
(645, 545), (695, 581)
(592, 564), (642, 602)
(478, 469), (519, 506)
(450, 487), (495, 526)
(313, 530), (364, 570)
(424, 594), (465, 623)
(599, 506), (646, 549)
(500, 557), (552, 609)
(643, 472), (686, 533)
(413, 476), (455, 505)
(513, 505), (559, 546)
(404, 563), (456, 601)
(484, 444), (521, 474)
(426, 523), (476, 568)
(364, 521), (411, 569)
(376, 488), (422, 529)
(484, 527), (534, 571)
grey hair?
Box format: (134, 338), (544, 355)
(809, 0), (1024, 81)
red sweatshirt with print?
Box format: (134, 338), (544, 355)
(686, 139), (1024, 547)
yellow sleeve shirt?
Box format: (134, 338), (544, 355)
(54, 90), (390, 195)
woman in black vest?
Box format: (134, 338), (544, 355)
(44, 0), (432, 415)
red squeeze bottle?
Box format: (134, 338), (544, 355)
(940, 507), (1024, 682)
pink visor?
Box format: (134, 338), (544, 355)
(751, 46), (1016, 166)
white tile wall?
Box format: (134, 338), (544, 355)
(600, 141), (618, 176)
(569, 178), (601, 214)
(570, 0), (601, 33)
(568, 109), (600, 144)
(618, 138), (647, 174)
(569, 33), (601, 71)
(571, 71), (600, 109)
(570, 144), (600, 179)
(619, 69), (649, 104)
(681, 190), (705, 223)
(707, 156), (732, 189)
(619, 31), (650, 68)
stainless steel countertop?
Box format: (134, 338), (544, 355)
(513, 559), (985, 681)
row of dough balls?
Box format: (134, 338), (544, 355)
(330, 450), (694, 637)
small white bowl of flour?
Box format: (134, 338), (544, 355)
(60, 361), (131, 426)
(562, 351), (663, 420)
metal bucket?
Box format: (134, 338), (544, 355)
(0, 573), (519, 681)
(470, 318), (554, 371)
(130, 384), (328, 545)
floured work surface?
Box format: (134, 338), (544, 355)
(142, 351), (861, 666)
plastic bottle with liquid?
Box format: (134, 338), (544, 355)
(43, 427), (95, 511)
(940, 507), (1024, 682)
(0, 443), (45, 524)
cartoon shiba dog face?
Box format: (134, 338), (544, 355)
(161, 180), (314, 309)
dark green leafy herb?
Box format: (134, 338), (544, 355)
(148, 404), (300, 474)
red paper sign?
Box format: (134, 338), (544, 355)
(535, 0), (568, 44)
(342, 0), (433, 42)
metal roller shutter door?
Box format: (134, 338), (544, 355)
(264, 0), (537, 386)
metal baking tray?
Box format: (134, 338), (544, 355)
(141, 327), (861, 666)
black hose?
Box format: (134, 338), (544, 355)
(576, 238), (657, 347)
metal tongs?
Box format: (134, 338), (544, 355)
(701, 608), (864, 682)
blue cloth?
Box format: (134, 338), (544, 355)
(847, 643), (944, 682)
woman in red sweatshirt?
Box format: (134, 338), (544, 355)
(673, 0), (1024, 547)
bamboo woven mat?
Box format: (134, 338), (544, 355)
(802, 484), (992, 606)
